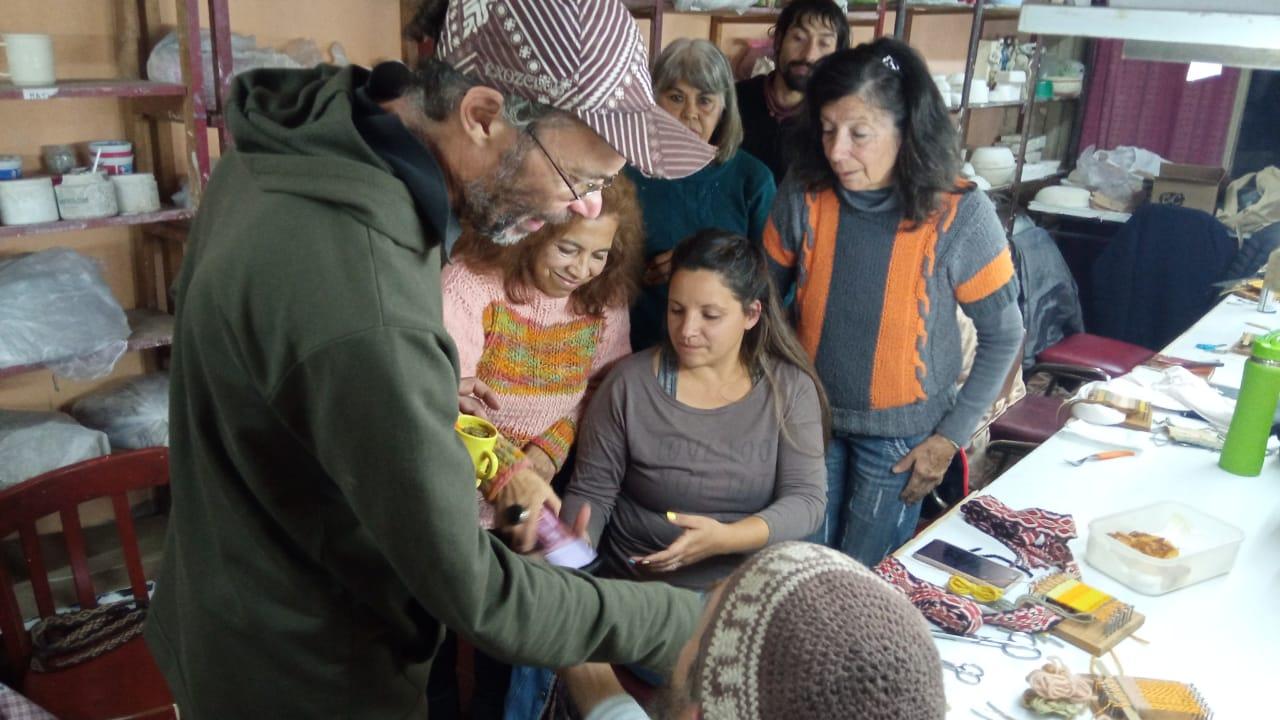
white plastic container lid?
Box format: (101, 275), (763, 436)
(88, 140), (132, 152)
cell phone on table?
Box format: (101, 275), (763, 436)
(911, 539), (1022, 590)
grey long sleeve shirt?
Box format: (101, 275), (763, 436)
(561, 349), (827, 591)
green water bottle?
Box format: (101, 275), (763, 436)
(1220, 331), (1280, 476)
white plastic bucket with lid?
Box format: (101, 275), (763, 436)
(110, 172), (160, 215)
(0, 155), (21, 180)
(87, 140), (134, 176)
(0, 33), (56, 87)
(0, 176), (59, 225)
(55, 171), (118, 220)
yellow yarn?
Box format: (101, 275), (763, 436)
(947, 575), (1005, 603)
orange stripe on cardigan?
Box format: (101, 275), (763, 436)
(869, 194), (964, 410)
(763, 218), (794, 267)
(956, 248), (1015, 305)
(796, 190), (841, 361)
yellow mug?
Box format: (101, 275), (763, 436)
(455, 414), (500, 486)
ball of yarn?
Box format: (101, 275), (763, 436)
(1027, 659), (1093, 703)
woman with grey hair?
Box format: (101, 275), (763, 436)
(628, 38), (777, 350)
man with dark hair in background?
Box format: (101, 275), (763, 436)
(144, 2), (715, 718)
(736, 0), (850, 183)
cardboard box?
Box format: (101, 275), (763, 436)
(1151, 162), (1227, 214)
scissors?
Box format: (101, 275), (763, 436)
(931, 630), (1043, 660)
(942, 659), (984, 685)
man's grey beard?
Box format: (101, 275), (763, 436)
(459, 135), (570, 246)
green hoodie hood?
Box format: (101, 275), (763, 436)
(226, 64), (424, 249)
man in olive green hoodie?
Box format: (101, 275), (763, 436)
(143, 2), (717, 717)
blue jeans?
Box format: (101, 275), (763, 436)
(504, 665), (554, 720)
(807, 431), (931, 567)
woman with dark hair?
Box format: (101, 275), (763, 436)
(561, 229), (829, 591)
(765, 38), (1022, 566)
(628, 38), (776, 351)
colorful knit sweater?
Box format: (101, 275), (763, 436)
(442, 262), (631, 469)
(764, 181), (1022, 444)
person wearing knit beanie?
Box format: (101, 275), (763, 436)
(563, 541), (947, 720)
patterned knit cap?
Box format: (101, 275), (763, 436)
(434, 0), (715, 179)
(691, 542), (946, 720)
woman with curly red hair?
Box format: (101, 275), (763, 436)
(443, 175), (645, 486)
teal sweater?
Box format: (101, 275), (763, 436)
(626, 150), (776, 349)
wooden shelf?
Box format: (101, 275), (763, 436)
(0, 309), (174, 381)
(1028, 200), (1131, 224)
(906, 3), (1019, 20)
(1019, 4), (1280, 51)
(0, 207), (194, 240)
(0, 80), (187, 101)
(948, 96), (1077, 115)
(623, 1), (880, 22)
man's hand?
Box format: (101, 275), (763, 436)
(892, 434), (959, 505)
(458, 377), (500, 419)
(495, 467), (561, 554)
(635, 512), (726, 573)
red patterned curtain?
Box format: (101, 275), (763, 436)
(1078, 40), (1240, 167)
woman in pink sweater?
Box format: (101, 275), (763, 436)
(443, 176), (645, 484)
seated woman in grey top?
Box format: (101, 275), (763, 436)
(561, 230), (830, 591)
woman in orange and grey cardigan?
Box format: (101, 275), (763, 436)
(765, 39), (1023, 566)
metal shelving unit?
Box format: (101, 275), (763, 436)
(622, 1), (890, 55)
(894, 1), (1088, 238)
(0, 0), (233, 382)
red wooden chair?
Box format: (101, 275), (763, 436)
(1030, 332), (1155, 394)
(0, 448), (175, 720)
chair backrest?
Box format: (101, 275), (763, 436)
(1089, 204), (1237, 349)
(0, 448), (169, 675)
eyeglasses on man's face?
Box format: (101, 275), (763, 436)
(527, 128), (615, 202)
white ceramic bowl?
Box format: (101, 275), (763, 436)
(1046, 75), (1083, 96)
(1035, 185), (1092, 208)
(976, 166), (1014, 187)
(991, 84), (1021, 102)
(970, 146), (1015, 169)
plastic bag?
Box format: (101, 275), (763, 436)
(146, 31), (347, 106)
(1218, 166), (1280, 236)
(70, 372), (169, 450)
(1067, 145), (1165, 212)
(0, 410), (110, 491)
(0, 249), (130, 380)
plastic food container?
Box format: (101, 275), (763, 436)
(1086, 501), (1244, 595)
(110, 172), (160, 214)
(55, 171), (118, 220)
(0, 176), (59, 225)
(0, 155), (22, 180)
(87, 140), (134, 176)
